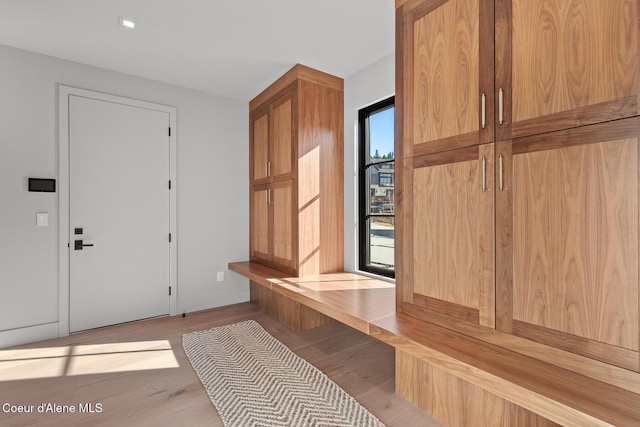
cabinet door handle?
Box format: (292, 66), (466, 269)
(481, 93), (486, 129)
(267, 161), (271, 177)
(498, 88), (504, 125)
(499, 154), (504, 191)
(481, 157), (487, 192)
(267, 188), (271, 204)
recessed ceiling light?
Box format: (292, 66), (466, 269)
(118, 16), (136, 30)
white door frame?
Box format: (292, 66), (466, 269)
(58, 85), (177, 337)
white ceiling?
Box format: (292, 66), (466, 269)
(0, 0), (395, 101)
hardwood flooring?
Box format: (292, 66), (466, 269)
(0, 303), (443, 427)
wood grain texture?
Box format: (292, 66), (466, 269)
(250, 281), (277, 316)
(396, 3), (408, 311)
(248, 66), (343, 277)
(250, 185), (269, 261)
(494, 0), (513, 142)
(478, 143), (495, 327)
(399, 159), (415, 307)
(412, 128), (481, 157)
(511, 137), (638, 351)
(396, 350), (560, 427)
(372, 313), (640, 427)
(399, 0), (493, 157)
(229, 263), (640, 425)
(513, 320), (639, 372)
(251, 112), (269, 183)
(412, 153), (481, 311)
(412, 0), (479, 145)
(404, 145), (494, 326)
(412, 293), (480, 323)
(510, 0), (638, 124)
(399, 2), (416, 159)
(270, 95), (293, 179)
(229, 262), (286, 289)
(271, 179), (294, 269)
(511, 97), (639, 140)
(297, 80), (344, 275)
(400, 300), (640, 395)
(250, 283), (334, 332)
(249, 64), (343, 111)
(230, 264), (396, 335)
(478, 0), (495, 143)
(512, 116), (639, 156)
(495, 140), (514, 332)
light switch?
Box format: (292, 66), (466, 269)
(36, 212), (48, 227)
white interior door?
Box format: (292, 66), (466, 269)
(69, 95), (171, 332)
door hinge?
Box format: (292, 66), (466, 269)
(168, 127), (171, 137)
(169, 233), (172, 243)
(168, 180), (172, 189)
(169, 286), (172, 296)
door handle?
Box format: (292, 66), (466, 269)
(74, 239), (94, 250)
(498, 88), (504, 125)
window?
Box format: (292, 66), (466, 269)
(358, 96), (395, 278)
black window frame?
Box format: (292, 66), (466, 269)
(358, 96), (395, 278)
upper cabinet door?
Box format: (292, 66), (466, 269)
(250, 91), (295, 185)
(270, 93), (294, 181)
(397, 0), (495, 159)
(496, 0), (640, 141)
(251, 109), (270, 184)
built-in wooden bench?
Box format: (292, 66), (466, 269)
(228, 261), (395, 334)
(228, 261), (640, 427)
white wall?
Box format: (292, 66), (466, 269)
(343, 53), (395, 274)
(0, 44), (249, 347)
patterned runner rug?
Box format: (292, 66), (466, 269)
(183, 320), (385, 427)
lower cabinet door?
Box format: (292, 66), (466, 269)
(496, 117), (640, 372)
(271, 179), (295, 272)
(250, 184), (270, 262)
(400, 143), (495, 328)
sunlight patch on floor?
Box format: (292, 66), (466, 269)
(0, 340), (179, 381)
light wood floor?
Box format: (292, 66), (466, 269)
(0, 303), (444, 427)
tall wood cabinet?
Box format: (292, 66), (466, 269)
(397, 0), (640, 372)
(249, 64), (344, 276)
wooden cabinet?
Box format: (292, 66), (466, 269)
(248, 64), (344, 276)
(397, 0), (495, 160)
(496, 117), (640, 371)
(250, 184), (270, 261)
(400, 144), (495, 328)
(250, 180), (295, 271)
(398, 0), (640, 158)
(397, 0), (640, 369)
(250, 93), (294, 184)
(497, 0), (639, 141)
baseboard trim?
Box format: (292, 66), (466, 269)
(0, 322), (59, 349)
(177, 291), (250, 315)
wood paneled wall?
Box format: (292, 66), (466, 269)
(396, 350), (560, 427)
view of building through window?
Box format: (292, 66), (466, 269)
(359, 97), (395, 278)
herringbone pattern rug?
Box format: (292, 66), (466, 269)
(183, 320), (385, 427)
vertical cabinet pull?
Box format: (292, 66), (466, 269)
(481, 93), (486, 129)
(267, 188), (272, 204)
(499, 154), (504, 191)
(481, 157), (487, 192)
(498, 88), (504, 125)
(267, 161), (271, 177)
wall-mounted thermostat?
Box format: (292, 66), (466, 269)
(28, 178), (56, 192)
